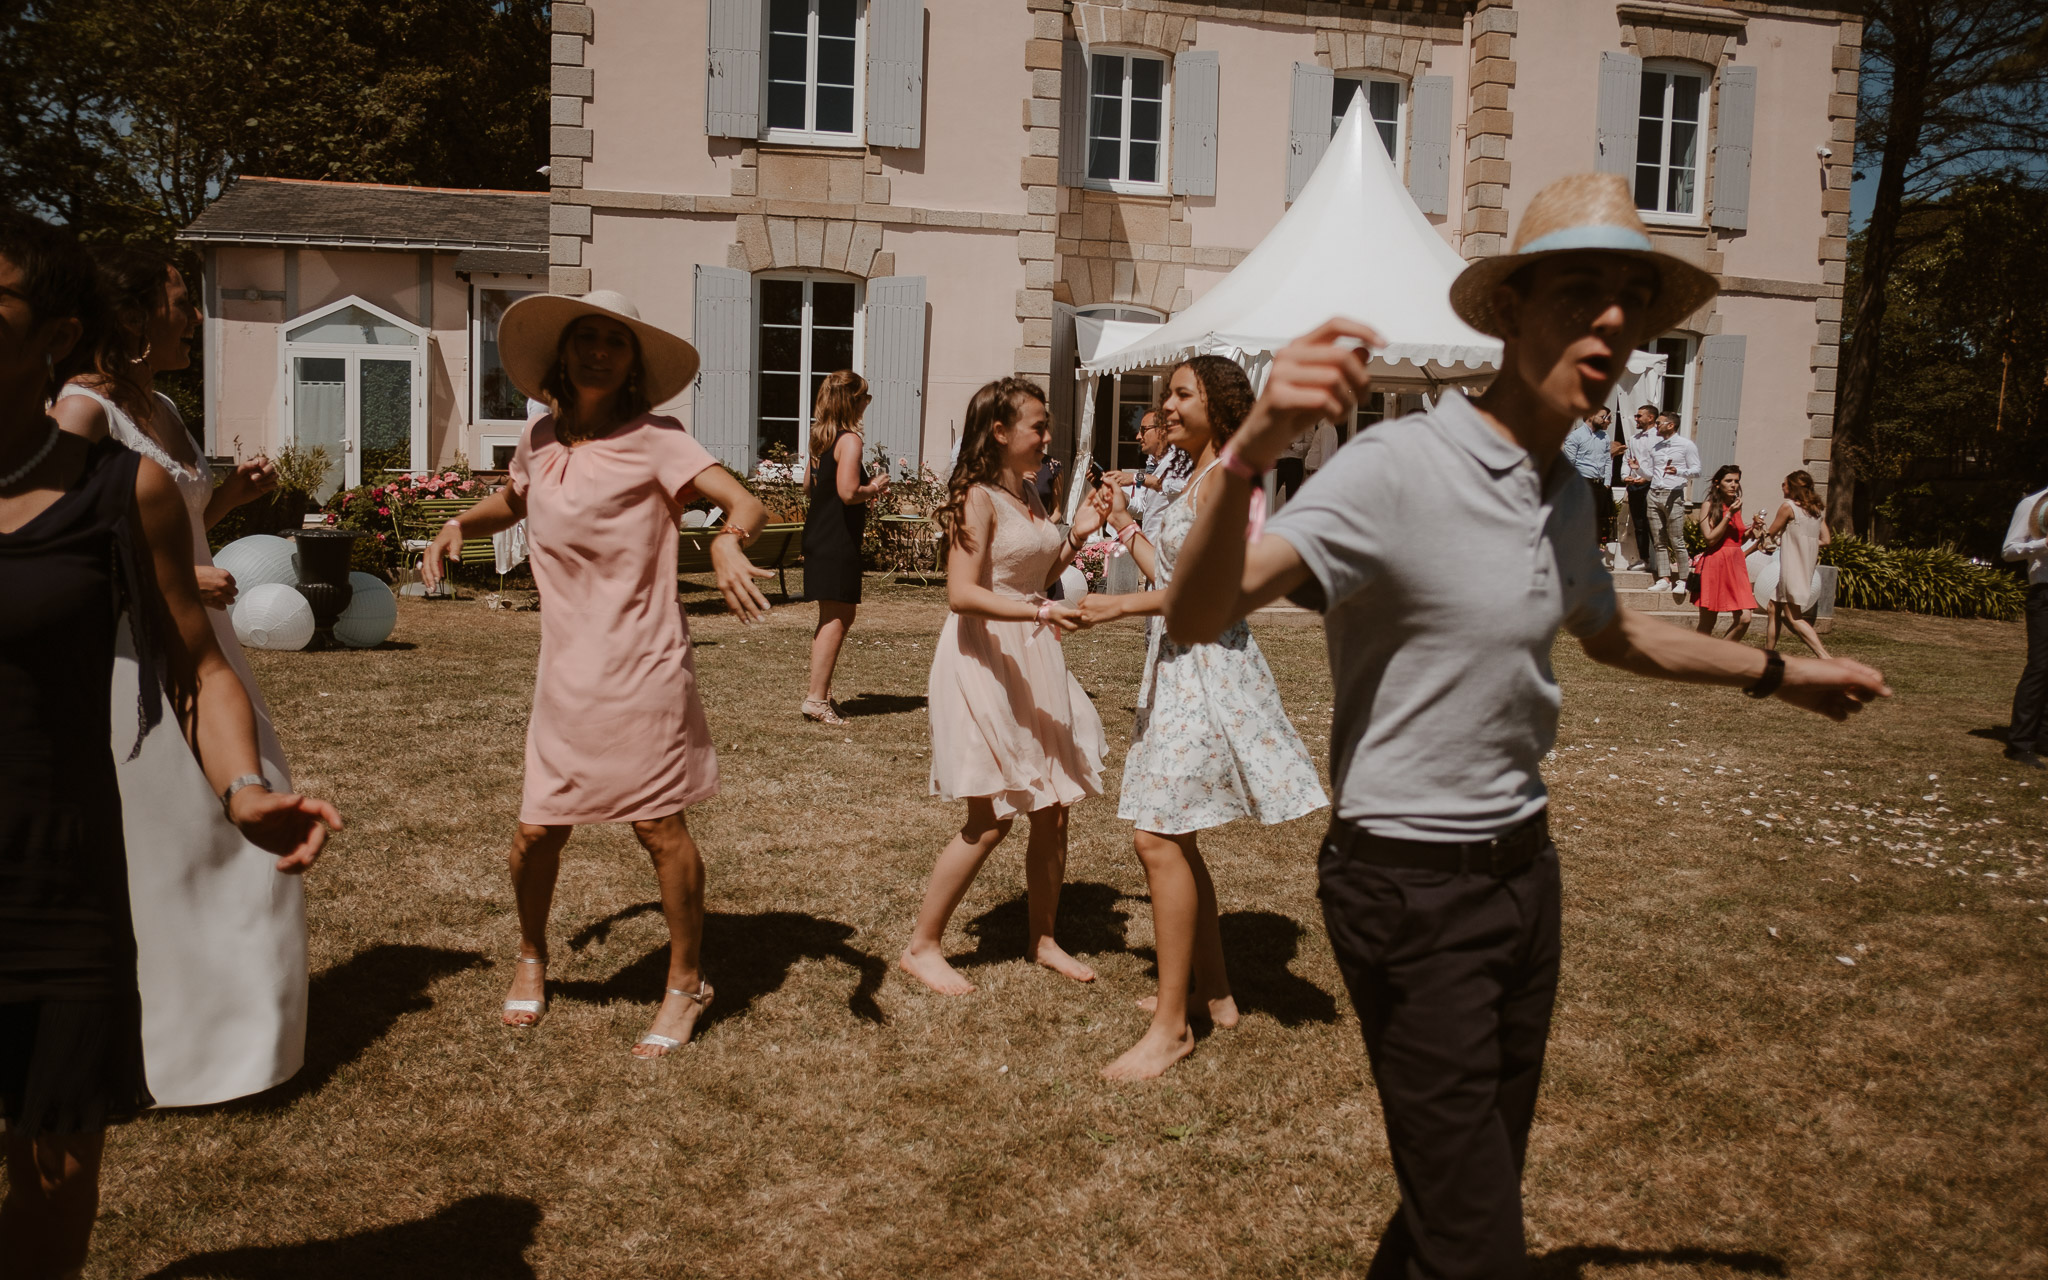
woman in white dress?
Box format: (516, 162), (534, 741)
(51, 248), (307, 1106)
(1760, 468), (1833, 659)
(1078, 356), (1328, 1080)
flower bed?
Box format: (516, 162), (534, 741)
(322, 465), (499, 577)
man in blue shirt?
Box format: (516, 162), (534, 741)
(1561, 408), (1615, 550)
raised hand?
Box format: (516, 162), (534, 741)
(195, 565), (239, 610)
(710, 533), (775, 623)
(418, 520), (463, 589)
(1236, 318), (1381, 470)
(218, 455), (279, 508)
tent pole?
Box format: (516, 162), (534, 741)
(1064, 372), (1101, 526)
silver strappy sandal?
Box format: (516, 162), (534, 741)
(501, 956), (545, 1027)
(632, 981), (714, 1057)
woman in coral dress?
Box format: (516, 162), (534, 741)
(898, 378), (1110, 997)
(422, 291), (772, 1058)
(1693, 464), (1759, 642)
(1078, 356), (1326, 1080)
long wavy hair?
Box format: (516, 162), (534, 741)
(0, 211), (95, 403)
(1172, 355), (1255, 443)
(1704, 463), (1742, 528)
(539, 317), (652, 441)
(1784, 469), (1824, 517)
(808, 369), (868, 488)
(61, 245), (174, 422)
(936, 377), (1047, 553)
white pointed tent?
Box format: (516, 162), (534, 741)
(1063, 93), (1499, 518)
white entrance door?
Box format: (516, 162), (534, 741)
(281, 299), (426, 500)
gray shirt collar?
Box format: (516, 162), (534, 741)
(1433, 391), (1577, 492)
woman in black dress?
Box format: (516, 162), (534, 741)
(0, 213), (340, 1277)
(801, 370), (889, 724)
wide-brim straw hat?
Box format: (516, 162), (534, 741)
(498, 290), (700, 406)
(1450, 173), (1719, 341)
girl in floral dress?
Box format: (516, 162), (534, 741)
(899, 379), (1110, 997)
(1080, 356), (1327, 1079)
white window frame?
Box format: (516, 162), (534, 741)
(1634, 59), (1709, 226)
(469, 276), (542, 429)
(762, 0), (867, 148)
(1083, 46), (1171, 195)
(1644, 333), (1698, 433)
(479, 434), (521, 472)
(1332, 72), (1406, 172)
(753, 272), (866, 470)
(276, 294), (427, 494)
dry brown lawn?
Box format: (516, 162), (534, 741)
(91, 581), (2047, 1279)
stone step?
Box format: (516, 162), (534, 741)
(1618, 586), (1693, 611)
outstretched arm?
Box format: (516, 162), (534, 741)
(690, 465), (776, 622)
(1578, 608), (1890, 721)
(420, 486), (525, 589)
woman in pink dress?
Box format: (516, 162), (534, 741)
(422, 291), (772, 1058)
(898, 378), (1110, 996)
(1693, 464), (1759, 642)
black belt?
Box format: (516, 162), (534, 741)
(1322, 810), (1550, 878)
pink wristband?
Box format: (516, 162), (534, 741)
(1036, 599), (1056, 625)
(1217, 446), (1266, 481)
(1116, 522), (1142, 546)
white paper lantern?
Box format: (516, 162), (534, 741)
(1747, 550), (1781, 604)
(233, 583), (315, 652)
(333, 573), (398, 649)
(213, 535), (299, 593)
(1058, 565), (1089, 602)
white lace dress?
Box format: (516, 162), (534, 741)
(58, 385), (307, 1106)
(1118, 463), (1328, 835)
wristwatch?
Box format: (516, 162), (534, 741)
(220, 773), (270, 817)
(1744, 650), (1785, 699)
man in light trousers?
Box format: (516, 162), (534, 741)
(1646, 412), (1698, 594)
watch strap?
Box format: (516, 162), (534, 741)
(1744, 649), (1786, 699)
(220, 773), (270, 815)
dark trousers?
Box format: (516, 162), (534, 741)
(1277, 456), (1307, 501)
(2012, 582), (2048, 752)
(1586, 478), (1615, 547)
(1319, 830), (1562, 1280)
(1625, 481), (1654, 567)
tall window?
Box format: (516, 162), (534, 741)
(766, 0), (862, 142)
(1634, 64), (1704, 219)
(473, 286), (541, 425)
(1087, 52), (1167, 189)
(1333, 75), (1403, 161)
(756, 276), (861, 466)
(1643, 335), (1695, 427)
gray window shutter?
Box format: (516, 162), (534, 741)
(1171, 50), (1219, 197)
(1408, 75), (1453, 216)
(1711, 65), (1756, 231)
(1059, 40), (1089, 187)
(865, 276), (927, 472)
(1287, 62), (1333, 204)
(866, 0), (923, 149)
(706, 0), (762, 140)
(1049, 304), (1078, 462)
(692, 265), (754, 473)
(1692, 334), (1745, 502)
(1595, 51), (1641, 177)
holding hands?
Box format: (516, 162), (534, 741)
(1235, 318), (1382, 469)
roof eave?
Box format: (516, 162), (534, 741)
(178, 231), (546, 253)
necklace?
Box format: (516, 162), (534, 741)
(0, 418), (60, 489)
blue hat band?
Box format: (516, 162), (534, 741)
(1517, 225), (1655, 256)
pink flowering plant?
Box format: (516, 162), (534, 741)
(322, 461), (498, 575)
(1071, 538), (1115, 594)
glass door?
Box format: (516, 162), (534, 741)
(359, 358), (414, 477)
(283, 297), (425, 495)
(291, 357), (348, 501)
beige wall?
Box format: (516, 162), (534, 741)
(885, 1), (1035, 216)
(1184, 20), (1310, 252)
(581, 0), (734, 198)
(1506, 2), (1606, 235)
(1721, 293), (1818, 491)
(587, 209), (736, 420)
(1719, 14), (1836, 284)
(889, 226), (1028, 460)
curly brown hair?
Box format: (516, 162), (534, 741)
(1173, 354), (1254, 441)
(935, 377), (1047, 554)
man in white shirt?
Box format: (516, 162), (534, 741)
(2002, 485), (2048, 769)
(1646, 413), (1699, 594)
(1304, 418), (1342, 476)
(1620, 404), (1660, 571)
(1103, 413), (1186, 531)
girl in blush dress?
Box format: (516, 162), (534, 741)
(421, 291), (775, 1059)
(1761, 469), (1833, 659)
(1079, 356), (1327, 1080)
(898, 379), (1111, 996)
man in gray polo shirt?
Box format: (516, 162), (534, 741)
(1165, 174), (1889, 1280)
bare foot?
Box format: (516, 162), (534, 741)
(899, 945), (976, 995)
(630, 982), (713, 1059)
(1032, 938), (1097, 983)
(1136, 991), (1238, 1027)
(1100, 1025), (1195, 1080)
(501, 958), (545, 1027)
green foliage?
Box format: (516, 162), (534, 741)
(1821, 535), (2024, 621)
(1848, 176), (2048, 556)
(320, 463), (494, 577)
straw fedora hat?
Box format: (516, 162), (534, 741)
(498, 290), (700, 406)
(1450, 172), (1719, 341)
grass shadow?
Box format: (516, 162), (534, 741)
(142, 1193), (540, 1279)
(1218, 910), (1338, 1026)
(558, 905), (886, 1025)
(1967, 726), (2011, 743)
(954, 881), (1130, 969)
(193, 944), (486, 1115)
(1530, 1245), (1787, 1278)
(836, 692), (927, 718)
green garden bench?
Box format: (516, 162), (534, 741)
(678, 522), (805, 598)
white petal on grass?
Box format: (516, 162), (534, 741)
(1836, 956), (1857, 967)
